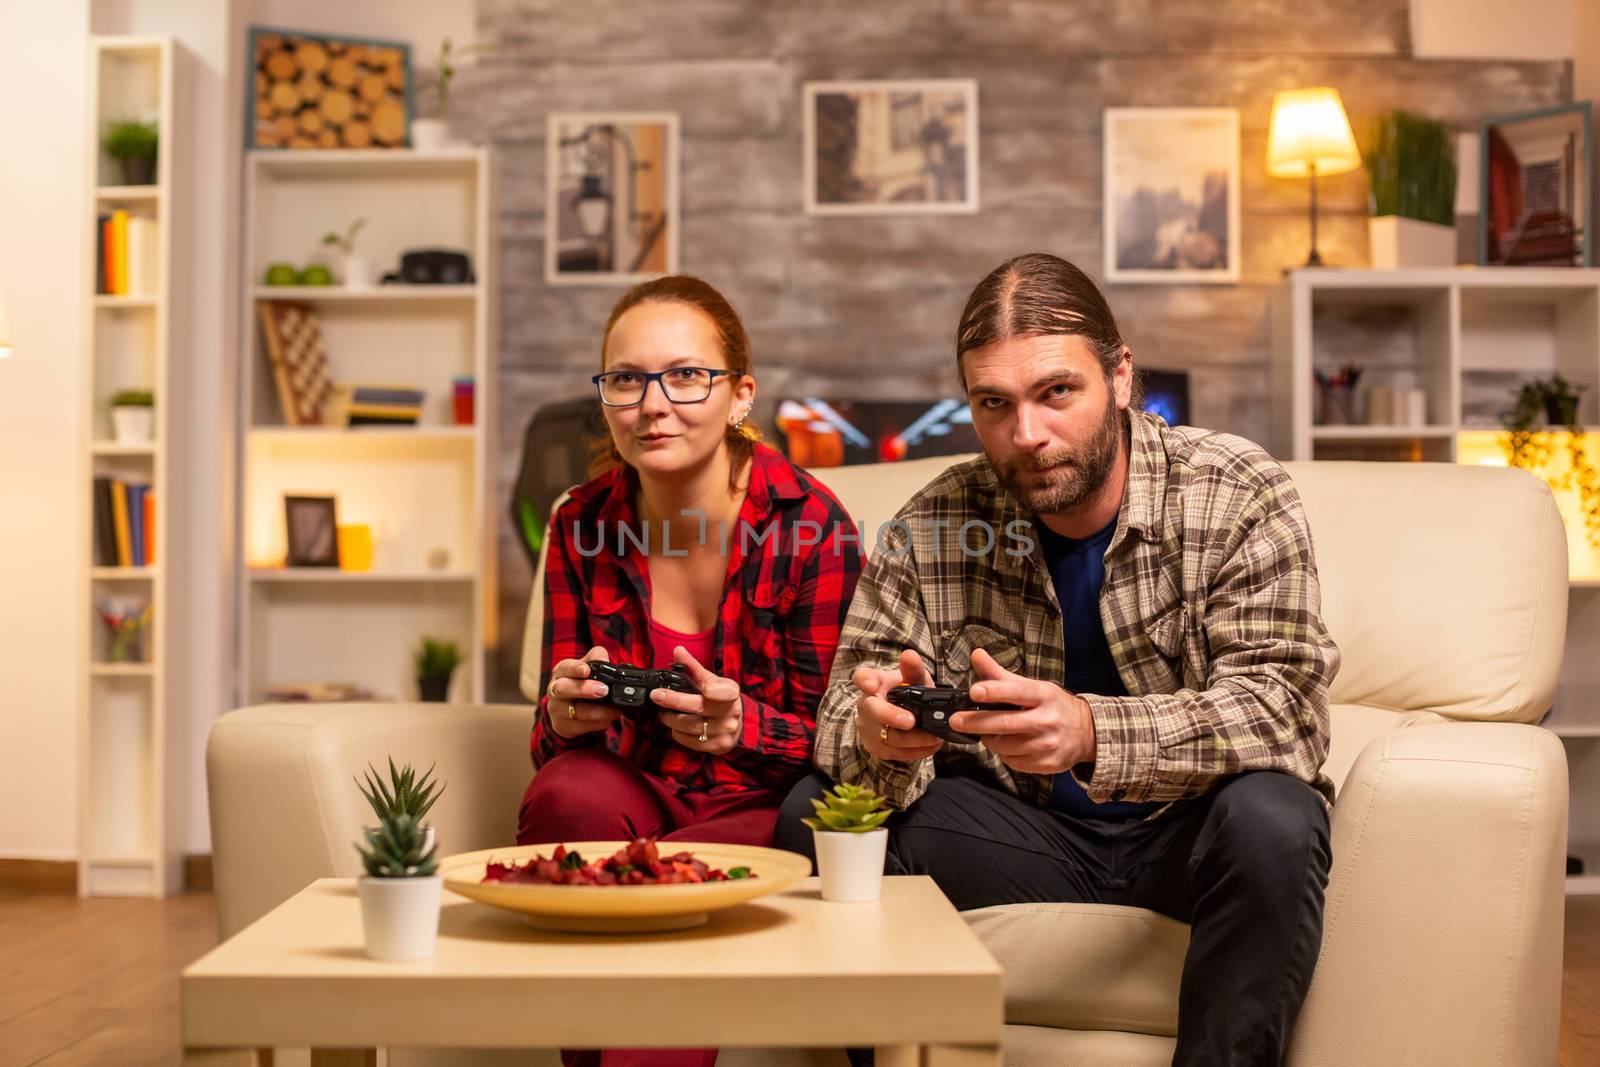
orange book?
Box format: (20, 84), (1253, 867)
(143, 489), (155, 566)
(110, 210), (129, 295)
(110, 480), (132, 567)
(101, 217), (115, 293)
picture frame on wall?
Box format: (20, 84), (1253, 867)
(283, 495), (340, 567)
(546, 111), (681, 285)
(245, 26), (413, 150)
(803, 79), (980, 216)
(1479, 101), (1593, 267)
(1103, 108), (1241, 284)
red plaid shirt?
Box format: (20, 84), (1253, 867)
(531, 445), (864, 795)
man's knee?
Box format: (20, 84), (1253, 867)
(773, 771), (834, 869)
(1202, 772), (1331, 889)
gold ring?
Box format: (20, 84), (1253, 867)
(698, 719), (709, 743)
(879, 725), (891, 744)
(566, 704), (576, 720)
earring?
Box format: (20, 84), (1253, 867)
(731, 405), (750, 429)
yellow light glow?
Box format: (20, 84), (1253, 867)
(1266, 87), (1361, 179)
(1458, 431), (1600, 582)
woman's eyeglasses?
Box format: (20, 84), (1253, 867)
(592, 367), (739, 407)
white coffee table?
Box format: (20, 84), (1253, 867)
(181, 875), (1004, 1065)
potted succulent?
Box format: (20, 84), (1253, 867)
(322, 218), (370, 289)
(1363, 110), (1458, 269)
(110, 388), (154, 444)
(355, 809), (442, 960)
(803, 781), (892, 902)
(414, 636), (462, 702)
(104, 118), (158, 185)
(412, 37), (494, 152)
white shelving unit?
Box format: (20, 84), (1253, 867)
(1271, 266), (1600, 896)
(235, 148), (495, 709)
(78, 36), (187, 898)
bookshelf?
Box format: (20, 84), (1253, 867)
(1270, 266), (1600, 895)
(78, 36), (185, 898)
(235, 148), (495, 710)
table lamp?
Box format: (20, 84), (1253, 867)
(1267, 87), (1361, 267)
(0, 286), (11, 359)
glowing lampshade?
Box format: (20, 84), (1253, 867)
(1266, 87), (1361, 178)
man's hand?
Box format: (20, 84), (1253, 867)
(948, 648), (1097, 774)
(852, 649), (944, 763)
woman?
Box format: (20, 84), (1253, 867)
(518, 272), (862, 876)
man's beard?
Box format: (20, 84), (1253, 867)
(994, 397), (1124, 515)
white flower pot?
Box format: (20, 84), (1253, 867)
(813, 827), (888, 902)
(358, 874), (443, 960)
(111, 405), (153, 444)
(410, 118), (450, 153)
(1368, 216), (1457, 269)
(342, 252), (374, 289)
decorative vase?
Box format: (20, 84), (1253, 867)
(111, 405), (153, 444)
(342, 252), (373, 289)
(419, 675), (451, 702)
(1368, 216), (1456, 269)
(117, 156), (156, 186)
(357, 874), (443, 960)
(1546, 396), (1580, 427)
(813, 828), (889, 902)
(410, 118), (450, 153)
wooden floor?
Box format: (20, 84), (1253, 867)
(1, 891), (1597, 1065)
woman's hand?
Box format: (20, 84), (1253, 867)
(546, 645), (621, 739)
(649, 647), (744, 756)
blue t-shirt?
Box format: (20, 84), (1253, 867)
(1035, 516), (1163, 820)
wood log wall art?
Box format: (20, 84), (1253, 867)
(248, 28), (412, 150)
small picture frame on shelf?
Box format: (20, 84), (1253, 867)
(284, 494), (340, 567)
(1479, 102), (1593, 267)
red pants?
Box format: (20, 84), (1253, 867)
(517, 748), (783, 1067)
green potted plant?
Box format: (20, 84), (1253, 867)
(1363, 110), (1457, 269)
(412, 37), (494, 152)
(354, 807), (442, 960)
(322, 218), (370, 289)
(803, 781), (891, 902)
(103, 118), (158, 185)
(356, 758), (445, 851)
(414, 636), (462, 702)
(1501, 375), (1600, 547)
(110, 388), (154, 444)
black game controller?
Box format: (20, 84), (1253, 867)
(584, 660), (699, 719)
(884, 685), (1021, 743)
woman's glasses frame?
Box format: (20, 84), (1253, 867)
(591, 367), (740, 408)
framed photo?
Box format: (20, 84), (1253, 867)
(546, 112), (680, 285)
(1103, 108), (1240, 284)
(284, 495), (340, 567)
(803, 79), (979, 215)
(1479, 102), (1592, 267)
(246, 27), (413, 150)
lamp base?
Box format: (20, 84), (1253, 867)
(1303, 248), (1327, 267)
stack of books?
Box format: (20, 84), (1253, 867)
(333, 384), (425, 427)
(92, 477), (155, 567)
(95, 209), (159, 296)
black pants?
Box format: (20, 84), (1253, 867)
(775, 771), (1331, 1067)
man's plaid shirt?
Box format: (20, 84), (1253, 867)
(814, 409), (1339, 814)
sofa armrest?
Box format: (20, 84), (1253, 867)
(207, 702), (534, 940)
(1289, 721), (1567, 1067)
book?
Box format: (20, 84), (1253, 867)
(92, 477), (117, 565)
(109, 210), (129, 295)
(101, 216), (116, 294)
(348, 413), (421, 426)
(110, 480), (132, 567)
(351, 387), (425, 405)
(143, 489), (155, 566)
(95, 214), (110, 295)
(127, 484), (147, 566)
(126, 218), (158, 296)
(347, 404), (422, 418)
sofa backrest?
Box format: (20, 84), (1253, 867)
(522, 454), (1568, 746)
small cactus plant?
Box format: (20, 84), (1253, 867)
(356, 811), (438, 878)
(802, 781), (891, 833)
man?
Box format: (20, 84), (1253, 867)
(776, 253), (1339, 1066)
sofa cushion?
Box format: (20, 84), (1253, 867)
(963, 902), (1189, 1036)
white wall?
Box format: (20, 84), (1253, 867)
(1412, 0), (1575, 60)
(0, 2), (90, 861)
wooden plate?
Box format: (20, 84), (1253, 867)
(439, 841), (812, 933)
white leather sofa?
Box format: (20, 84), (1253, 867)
(210, 456), (1570, 1066)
